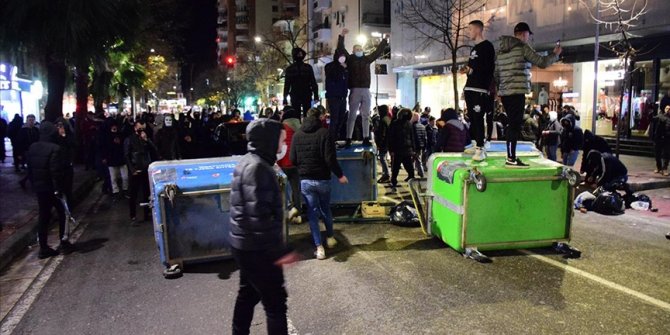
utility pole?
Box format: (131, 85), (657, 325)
(591, 1), (600, 134)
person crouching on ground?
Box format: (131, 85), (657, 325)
(290, 107), (348, 260)
(228, 118), (299, 335)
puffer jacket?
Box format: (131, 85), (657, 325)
(26, 122), (65, 193)
(388, 111), (415, 156)
(495, 36), (559, 96)
(559, 114), (584, 153)
(228, 119), (284, 252)
(521, 114), (538, 142)
(290, 116), (344, 180)
(436, 109), (467, 152)
(337, 35), (388, 89)
(413, 122), (427, 150)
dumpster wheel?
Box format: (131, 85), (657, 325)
(469, 169), (487, 192)
(553, 242), (582, 259)
(463, 248), (492, 263)
(163, 264), (183, 279)
(563, 168), (581, 187)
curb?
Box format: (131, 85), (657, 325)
(0, 175), (97, 271)
(629, 180), (670, 192)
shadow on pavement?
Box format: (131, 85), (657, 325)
(71, 238), (109, 254)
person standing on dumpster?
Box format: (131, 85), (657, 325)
(291, 107), (348, 260)
(228, 118), (299, 335)
(337, 28), (389, 147)
(283, 47), (319, 117)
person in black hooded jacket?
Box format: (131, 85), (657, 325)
(325, 48), (349, 141)
(290, 107), (347, 260)
(388, 108), (416, 189)
(228, 118), (298, 335)
(283, 47), (318, 117)
(559, 114), (583, 166)
(26, 121), (72, 259)
(580, 130), (611, 174)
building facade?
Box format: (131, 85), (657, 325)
(391, 0), (670, 138)
(303, 0), (395, 106)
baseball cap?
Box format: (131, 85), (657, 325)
(514, 22), (533, 35)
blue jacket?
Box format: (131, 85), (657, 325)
(325, 49), (349, 99)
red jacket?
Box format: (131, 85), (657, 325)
(277, 118), (301, 168)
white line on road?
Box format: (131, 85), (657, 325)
(0, 194), (102, 335)
(521, 250), (670, 312)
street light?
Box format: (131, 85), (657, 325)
(356, 34), (368, 46)
(150, 48), (155, 53)
(254, 36), (262, 43)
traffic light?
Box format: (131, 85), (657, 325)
(225, 55), (236, 69)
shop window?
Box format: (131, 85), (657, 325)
(630, 60), (654, 134)
(658, 59), (670, 108)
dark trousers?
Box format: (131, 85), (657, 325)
(465, 90), (491, 147)
(391, 154), (414, 187)
(327, 97), (347, 141)
(500, 94), (526, 158)
(37, 191), (66, 249)
(10, 139), (21, 169)
(231, 248), (288, 335)
(290, 94), (311, 118)
(281, 166), (301, 210)
(654, 140), (670, 170)
(128, 171), (150, 219)
(486, 99), (494, 141)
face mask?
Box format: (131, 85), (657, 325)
(276, 144), (288, 160)
(165, 118), (173, 127)
(338, 56), (346, 64)
(355, 51), (364, 57)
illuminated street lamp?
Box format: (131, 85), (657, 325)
(356, 34), (368, 46)
(254, 36), (262, 43)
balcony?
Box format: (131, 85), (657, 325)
(361, 12), (390, 26)
(236, 35), (250, 42)
(217, 12), (228, 24)
(313, 0), (331, 13)
(314, 23), (331, 43)
(236, 23), (249, 30)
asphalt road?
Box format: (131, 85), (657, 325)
(7, 186), (670, 335)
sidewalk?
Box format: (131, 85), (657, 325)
(0, 152), (98, 271)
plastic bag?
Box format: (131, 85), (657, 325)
(389, 201), (420, 226)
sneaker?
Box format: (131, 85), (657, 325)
(484, 141), (491, 150)
(326, 237), (338, 249)
(130, 217), (139, 226)
(377, 175), (390, 184)
(344, 139), (352, 148)
(663, 170), (669, 177)
(654, 169), (661, 174)
(58, 240), (76, 254)
(362, 138), (372, 147)
(505, 157), (529, 168)
(315, 246), (326, 260)
(472, 147), (487, 162)
(288, 207), (300, 220)
(38, 247), (59, 259)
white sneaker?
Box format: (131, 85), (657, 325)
(472, 147), (487, 161)
(484, 141), (491, 150)
(315, 246), (326, 260)
(326, 237), (338, 249)
(288, 207), (299, 219)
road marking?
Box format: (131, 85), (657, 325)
(0, 193), (103, 335)
(521, 250), (670, 312)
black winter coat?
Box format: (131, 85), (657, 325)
(16, 125), (39, 155)
(324, 50), (349, 99)
(105, 132), (127, 167)
(413, 122), (427, 151)
(124, 133), (157, 172)
(26, 122), (65, 193)
(580, 130), (612, 174)
(228, 119), (285, 252)
(388, 117), (415, 156)
(154, 127), (179, 160)
(290, 116), (344, 180)
(559, 115), (583, 153)
(283, 62), (318, 100)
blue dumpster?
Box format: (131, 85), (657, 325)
(148, 157), (287, 278)
(330, 144), (377, 205)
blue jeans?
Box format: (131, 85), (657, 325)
(562, 150), (579, 166)
(300, 180), (334, 247)
(378, 149), (389, 177)
(545, 145), (558, 161)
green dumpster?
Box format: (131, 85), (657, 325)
(414, 142), (581, 262)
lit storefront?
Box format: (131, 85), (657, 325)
(0, 63), (42, 122)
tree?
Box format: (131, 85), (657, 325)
(581, 0), (649, 156)
(398, 0), (491, 110)
(0, 0), (141, 121)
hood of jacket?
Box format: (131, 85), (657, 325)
(301, 115), (322, 133)
(333, 48), (347, 60)
(292, 47), (306, 63)
(561, 114), (576, 130)
(283, 118), (301, 131)
(499, 35), (524, 53)
(441, 108), (459, 122)
(38, 121), (59, 143)
(246, 119), (283, 164)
